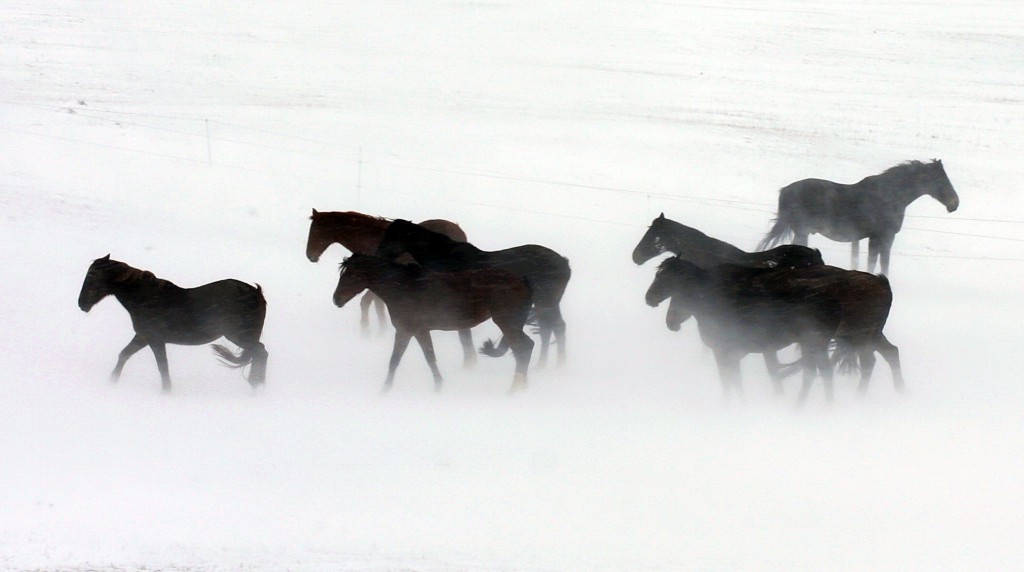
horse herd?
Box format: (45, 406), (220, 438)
(77, 159), (960, 402)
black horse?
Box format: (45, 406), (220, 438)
(78, 255), (268, 392)
(759, 159), (960, 275)
(633, 213), (824, 269)
(334, 254), (534, 393)
(648, 258), (841, 403)
(375, 219), (571, 367)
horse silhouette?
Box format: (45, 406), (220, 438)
(760, 160), (959, 275)
(78, 255), (268, 392)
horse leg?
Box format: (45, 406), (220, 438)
(763, 351), (784, 395)
(534, 307), (553, 369)
(534, 304), (567, 368)
(798, 343), (833, 405)
(868, 234), (895, 275)
(850, 240), (860, 270)
(383, 330), (413, 393)
(111, 334), (147, 382)
(818, 346), (835, 402)
(374, 295), (387, 332)
(507, 330), (535, 394)
(856, 348), (877, 395)
(458, 328), (477, 368)
(413, 331), (444, 391)
(359, 292), (374, 336)
(878, 236), (895, 276)
(792, 231), (809, 247)
(247, 342), (269, 388)
(713, 349), (743, 402)
(149, 342), (171, 393)
(875, 333), (905, 393)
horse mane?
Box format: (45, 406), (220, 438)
(312, 210), (392, 225)
(879, 159), (941, 180)
(108, 261), (173, 289)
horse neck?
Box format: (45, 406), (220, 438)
(110, 273), (181, 309)
(875, 168), (932, 208)
(662, 220), (746, 265)
(352, 259), (415, 302)
(320, 214), (389, 254)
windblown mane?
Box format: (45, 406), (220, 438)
(878, 159), (937, 181)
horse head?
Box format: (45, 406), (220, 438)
(78, 254), (116, 312)
(306, 208), (330, 262)
(632, 213), (669, 265)
(646, 256), (705, 308)
(665, 295), (693, 331)
(927, 159), (959, 212)
(334, 254), (372, 307)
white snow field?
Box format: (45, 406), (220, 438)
(1, 1), (1022, 570)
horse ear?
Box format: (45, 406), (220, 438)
(311, 208), (319, 216)
(101, 254), (110, 261)
(658, 212), (665, 220)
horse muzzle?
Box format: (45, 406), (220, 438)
(946, 198), (959, 212)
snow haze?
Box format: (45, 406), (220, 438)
(1, 1), (1022, 570)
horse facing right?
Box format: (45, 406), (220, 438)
(333, 254), (534, 393)
(759, 159), (960, 275)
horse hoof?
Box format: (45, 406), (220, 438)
(508, 374), (527, 394)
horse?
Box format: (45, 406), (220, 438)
(77, 255), (268, 392)
(759, 159), (960, 275)
(633, 212), (824, 269)
(333, 254), (534, 393)
(647, 257), (841, 403)
(375, 219), (571, 367)
(305, 210), (478, 365)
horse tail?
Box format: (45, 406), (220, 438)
(830, 338), (862, 374)
(758, 188), (795, 250)
(211, 344), (255, 368)
(479, 337), (510, 358)
(758, 215), (794, 250)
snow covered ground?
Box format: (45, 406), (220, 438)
(1, 1), (1022, 569)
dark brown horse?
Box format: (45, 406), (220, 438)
(759, 160), (959, 275)
(648, 258), (841, 403)
(306, 210), (477, 364)
(636, 214), (903, 393)
(376, 219), (571, 367)
(333, 254), (534, 393)
(78, 255), (268, 392)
